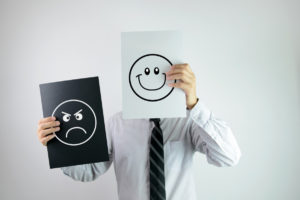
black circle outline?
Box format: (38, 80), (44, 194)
(128, 53), (176, 102)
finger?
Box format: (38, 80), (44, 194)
(168, 81), (189, 91)
(39, 120), (60, 131)
(166, 73), (193, 83)
(166, 67), (193, 76)
(166, 70), (193, 80)
(40, 127), (60, 137)
(39, 116), (56, 125)
(167, 73), (193, 83)
(169, 63), (192, 72)
(41, 134), (56, 146)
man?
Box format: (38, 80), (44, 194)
(37, 64), (241, 200)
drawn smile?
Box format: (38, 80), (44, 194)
(136, 73), (166, 91)
(65, 126), (87, 138)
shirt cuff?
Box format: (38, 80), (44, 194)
(187, 99), (211, 127)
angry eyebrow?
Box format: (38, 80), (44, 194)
(61, 111), (71, 115)
(74, 109), (83, 115)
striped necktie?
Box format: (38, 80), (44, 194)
(149, 118), (166, 200)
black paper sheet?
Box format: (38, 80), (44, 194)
(39, 77), (109, 168)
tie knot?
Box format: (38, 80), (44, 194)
(150, 118), (160, 127)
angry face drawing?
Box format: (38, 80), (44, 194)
(51, 99), (97, 146)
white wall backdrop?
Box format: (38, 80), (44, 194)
(0, 0), (299, 200)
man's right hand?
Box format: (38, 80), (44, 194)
(37, 116), (60, 146)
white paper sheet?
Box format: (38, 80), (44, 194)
(121, 30), (186, 119)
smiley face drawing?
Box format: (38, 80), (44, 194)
(51, 99), (97, 146)
(129, 54), (176, 101)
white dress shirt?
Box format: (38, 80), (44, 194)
(61, 100), (241, 200)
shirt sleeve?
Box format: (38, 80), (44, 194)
(60, 116), (114, 182)
(188, 100), (241, 167)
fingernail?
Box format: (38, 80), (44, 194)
(56, 127), (60, 131)
(52, 116), (56, 120)
(56, 121), (60, 125)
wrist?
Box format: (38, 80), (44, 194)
(186, 96), (198, 110)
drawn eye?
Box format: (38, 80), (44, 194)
(62, 113), (71, 122)
(74, 109), (83, 121)
(144, 67), (150, 75)
(74, 113), (83, 121)
(154, 67), (159, 75)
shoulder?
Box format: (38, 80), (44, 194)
(108, 111), (123, 120)
(106, 111), (122, 126)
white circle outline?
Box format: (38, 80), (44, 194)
(51, 99), (97, 146)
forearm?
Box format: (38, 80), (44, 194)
(189, 101), (241, 167)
